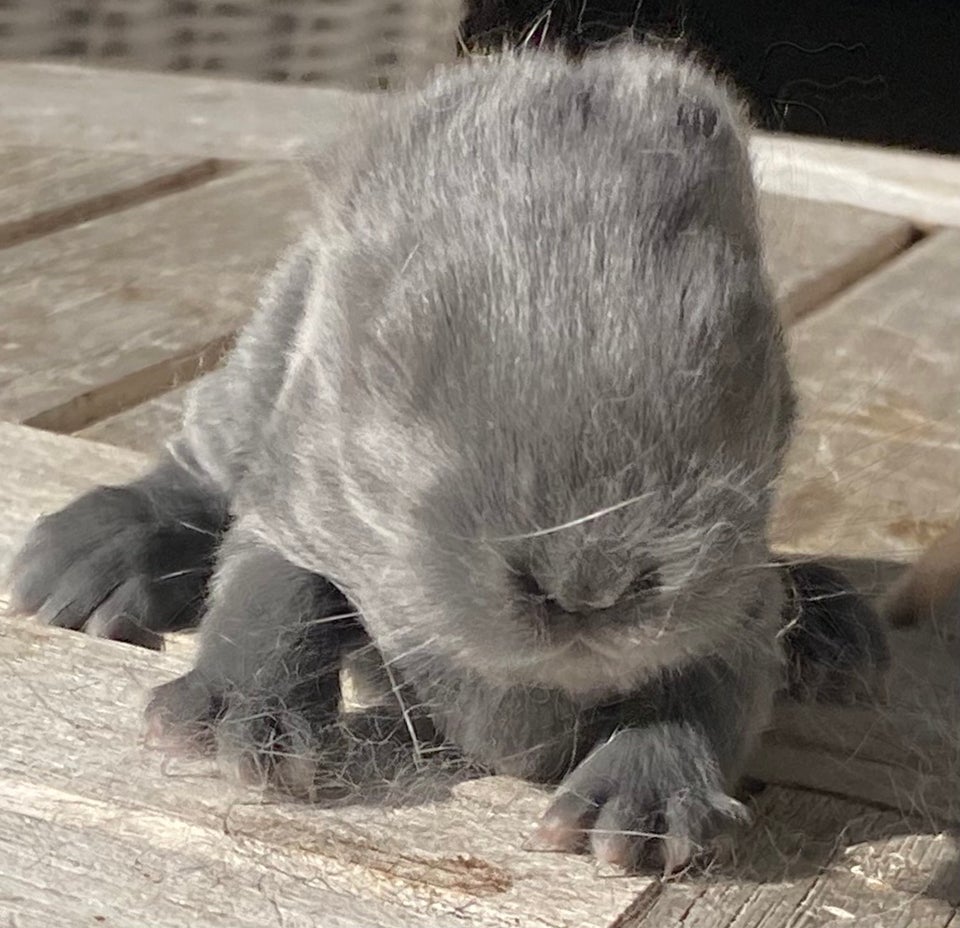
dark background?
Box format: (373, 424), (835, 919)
(461, 0), (960, 154)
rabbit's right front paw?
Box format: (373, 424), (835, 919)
(9, 485), (221, 648)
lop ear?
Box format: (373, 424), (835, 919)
(300, 54), (501, 230)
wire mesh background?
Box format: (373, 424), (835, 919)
(0, 0), (464, 89)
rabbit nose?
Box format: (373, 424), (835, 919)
(551, 589), (617, 613)
(547, 592), (580, 615)
(549, 546), (624, 613)
(549, 570), (622, 613)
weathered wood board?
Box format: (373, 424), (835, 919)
(615, 786), (958, 928)
(760, 231), (960, 833)
(772, 229), (960, 563)
(0, 612), (659, 928)
(0, 72), (918, 446)
(0, 163), (308, 431)
(75, 384), (190, 453)
(1, 422), (956, 928)
(0, 61), (358, 161)
(0, 145), (226, 248)
(4, 602), (955, 928)
(753, 130), (960, 229)
(760, 193), (913, 324)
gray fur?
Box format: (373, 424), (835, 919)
(13, 45), (886, 873)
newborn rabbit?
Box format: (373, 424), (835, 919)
(9, 44), (887, 873)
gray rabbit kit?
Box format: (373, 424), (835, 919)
(10, 45), (889, 873)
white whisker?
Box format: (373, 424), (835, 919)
(482, 492), (656, 542)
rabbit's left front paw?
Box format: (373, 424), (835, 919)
(530, 722), (747, 874)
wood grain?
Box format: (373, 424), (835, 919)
(772, 230), (960, 562)
(760, 194), (914, 324)
(0, 66), (919, 443)
(75, 384), (191, 454)
(0, 145), (229, 248)
(0, 615), (659, 928)
(753, 130), (960, 228)
(0, 164), (306, 430)
(0, 61), (358, 161)
(615, 787), (958, 927)
(757, 230), (960, 832)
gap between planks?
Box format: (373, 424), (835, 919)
(24, 332), (237, 433)
(0, 157), (240, 249)
(778, 224), (924, 327)
(0, 161), (311, 430)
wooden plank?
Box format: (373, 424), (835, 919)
(1, 619), (659, 928)
(0, 69), (917, 447)
(0, 802), (425, 928)
(0, 61), (358, 161)
(761, 229), (960, 830)
(771, 229), (960, 562)
(74, 384), (191, 454)
(753, 619), (959, 828)
(759, 194), (914, 324)
(0, 421), (651, 928)
(618, 787), (958, 927)
(0, 629), (439, 928)
(752, 130), (960, 228)
(0, 164), (306, 431)
(0, 145), (229, 248)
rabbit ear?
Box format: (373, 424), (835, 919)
(301, 51), (494, 230)
(300, 93), (392, 230)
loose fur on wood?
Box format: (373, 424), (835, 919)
(8, 44), (888, 874)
